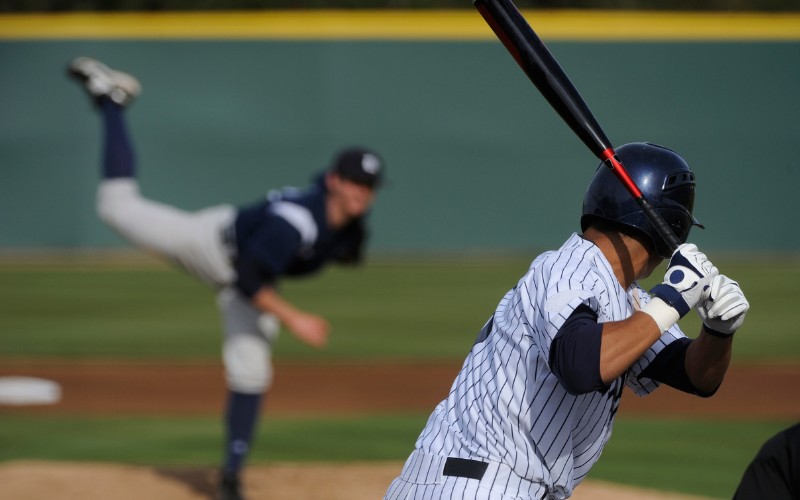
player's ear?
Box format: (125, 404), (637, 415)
(324, 171), (340, 191)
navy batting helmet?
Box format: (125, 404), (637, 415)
(580, 142), (703, 259)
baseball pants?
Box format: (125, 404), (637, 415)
(97, 178), (278, 393)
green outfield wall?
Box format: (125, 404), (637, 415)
(1, 12), (798, 253)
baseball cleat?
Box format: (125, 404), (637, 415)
(218, 471), (244, 500)
(67, 56), (141, 107)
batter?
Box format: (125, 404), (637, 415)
(385, 143), (749, 500)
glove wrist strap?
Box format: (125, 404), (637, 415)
(703, 325), (735, 338)
(641, 297), (680, 333)
(650, 284), (691, 317)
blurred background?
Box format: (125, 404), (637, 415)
(1, 7), (799, 255)
(0, 2), (798, 499)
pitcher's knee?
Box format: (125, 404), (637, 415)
(223, 334), (273, 393)
(96, 178), (140, 227)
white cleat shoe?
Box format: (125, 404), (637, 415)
(67, 56), (141, 107)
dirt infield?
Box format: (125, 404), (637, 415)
(1, 360), (798, 499)
(0, 359), (798, 417)
(0, 460), (718, 500)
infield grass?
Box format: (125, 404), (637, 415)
(0, 413), (792, 499)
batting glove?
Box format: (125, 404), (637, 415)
(642, 243), (719, 333)
(697, 274), (749, 337)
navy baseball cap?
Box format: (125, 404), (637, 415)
(330, 147), (385, 189)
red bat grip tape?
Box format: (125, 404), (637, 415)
(600, 148), (644, 199)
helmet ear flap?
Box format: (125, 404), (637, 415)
(582, 216), (660, 256)
(581, 142), (702, 257)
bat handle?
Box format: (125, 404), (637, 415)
(601, 148), (681, 254)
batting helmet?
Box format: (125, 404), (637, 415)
(580, 142), (703, 259)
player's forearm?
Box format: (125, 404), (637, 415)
(251, 285), (330, 348)
(250, 286), (302, 324)
(684, 329), (733, 393)
(598, 311), (663, 383)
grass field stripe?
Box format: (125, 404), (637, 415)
(0, 10), (799, 41)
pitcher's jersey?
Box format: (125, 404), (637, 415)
(231, 174), (365, 296)
(415, 233), (687, 498)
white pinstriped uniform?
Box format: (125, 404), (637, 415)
(386, 233), (688, 500)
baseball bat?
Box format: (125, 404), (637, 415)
(474, 0), (681, 253)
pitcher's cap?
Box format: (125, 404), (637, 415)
(330, 147), (385, 189)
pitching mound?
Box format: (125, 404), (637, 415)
(0, 460), (713, 500)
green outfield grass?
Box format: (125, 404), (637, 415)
(0, 255), (798, 361)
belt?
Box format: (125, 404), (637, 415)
(400, 451), (548, 498)
(443, 457), (489, 480)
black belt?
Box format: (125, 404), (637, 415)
(443, 457), (488, 480)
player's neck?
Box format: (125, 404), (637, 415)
(582, 227), (652, 288)
(325, 196), (347, 229)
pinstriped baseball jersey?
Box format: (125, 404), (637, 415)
(408, 233), (687, 499)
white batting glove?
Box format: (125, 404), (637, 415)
(642, 243), (719, 332)
(697, 274), (749, 337)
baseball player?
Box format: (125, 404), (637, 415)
(67, 57), (385, 500)
(733, 422), (800, 499)
(385, 143), (749, 500)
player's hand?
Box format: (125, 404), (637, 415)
(651, 243), (719, 316)
(642, 243), (718, 333)
(697, 274), (749, 337)
(285, 311), (330, 348)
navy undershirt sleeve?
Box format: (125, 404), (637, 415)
(549, 304), (609, 395)
(233, 258), (270, 298)
(639, 337), (718, 397)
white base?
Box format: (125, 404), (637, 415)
(0, 376), (62, 405)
